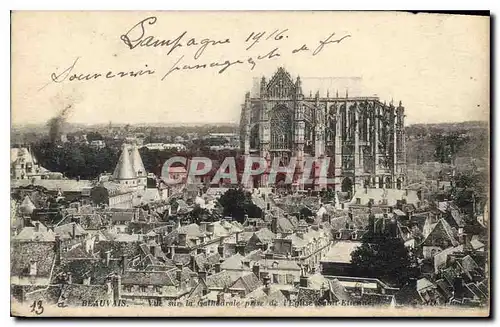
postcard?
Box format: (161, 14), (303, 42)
(10, 11), (490, 317)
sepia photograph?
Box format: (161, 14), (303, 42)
(9, 10), (490, 317)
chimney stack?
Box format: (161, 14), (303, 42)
(198, 270), (207, 282)
(236, 242), (246, 256)
(263, 274), (271, 295)
(271, 216), (278, 234)
(121, 255), (128, 274)
(252, 263), (261, 279)
(54, 235), (61, 265)
(34, 221), (40, 232)
(72, 223), (76, 239)
(112, 275), (122, 303)
(106, 251), (111, 267)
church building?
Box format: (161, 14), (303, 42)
(239, 68), (407, 194)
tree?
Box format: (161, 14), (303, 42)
(350, 233), (417, 287)
(218, 188), (262, 223)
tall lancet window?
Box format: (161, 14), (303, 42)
(271, 106), (292, 150)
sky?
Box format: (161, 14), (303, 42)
(11, 11), (489, 126)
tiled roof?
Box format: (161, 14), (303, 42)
(11, 242), (55, 278)
(328, 279), (351, 302)
(206, 270), (239, 289)
(54, 222), (86, 240)
(11, 179), (93, 193)
(297, 287), (322, 305)
(416, 278), (435, 292)
(258, 259), (301, 271)
(349, 188), (420, 207)
(254, 228), (276, 243)
(322, 241), (362, 264)
(433, 245), (463, 273)
(232, 273), (262, 294)
(422, 218), (459, 247)
(122, 270), (176, 286)
(14, 223), (56, 242)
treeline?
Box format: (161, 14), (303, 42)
(32, 142), (120, 180)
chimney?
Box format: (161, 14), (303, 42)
(112, 275), (122, 303)
(72, 223), (77, 239)
(300, 275), (309, 288)
(214, 262), (221, 273)
(168, 245), (176, 259)
(200, 222), (208, 233)
(34, 221), (40, 232)
(178, 233), (187, 247)
(190, 254), (197, 272)
(453, 277), (465, 299)
(121, 255), (128, 274)
(105, 251), (111, 267)
(252, 263), (260, 279)
(207, 223), (215, 234)
(54, 235), (61, 265)
(198, 270), (207, 282)
(408, 277), (417, 289)
(271, 216), (278, 234)
(217, 243), (224, 258)
(235, 232), (241, 244)
(236, 242), (245, 256)
(175, 263), (183, 285)
(405, 189), (409, 196)
(263, 274), (271, 295)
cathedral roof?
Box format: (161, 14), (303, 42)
(113, 144), (136, 180)
(129, 145), (146, 176)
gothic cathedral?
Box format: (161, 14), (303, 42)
(239, 68), (406, 194)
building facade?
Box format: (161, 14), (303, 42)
(239, 68), (407, 194)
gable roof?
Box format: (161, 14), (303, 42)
(14, 222), (56, 242)
(422, 218), (459, 247)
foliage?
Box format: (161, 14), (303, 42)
(32, 142), (120, 180)
(218, 188), (262, 223)
(351, 232), (418, 287)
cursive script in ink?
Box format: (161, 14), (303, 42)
(120, 16), (231, 60)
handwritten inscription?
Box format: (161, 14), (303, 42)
(41, 16), (351, 89)
(120, 16), (231, 60)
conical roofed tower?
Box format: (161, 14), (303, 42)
(129, 144), (147, 189)
(113, 144), (137, 184)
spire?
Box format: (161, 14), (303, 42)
(345, 89), (349, 98)
(113, 144), (136, 180)
(129, 144), (146, 177)
(336, 90), (339, 98)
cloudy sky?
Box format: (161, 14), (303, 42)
(12, 11), (489, 126)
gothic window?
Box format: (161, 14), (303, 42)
(270, 106), (292, 150)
